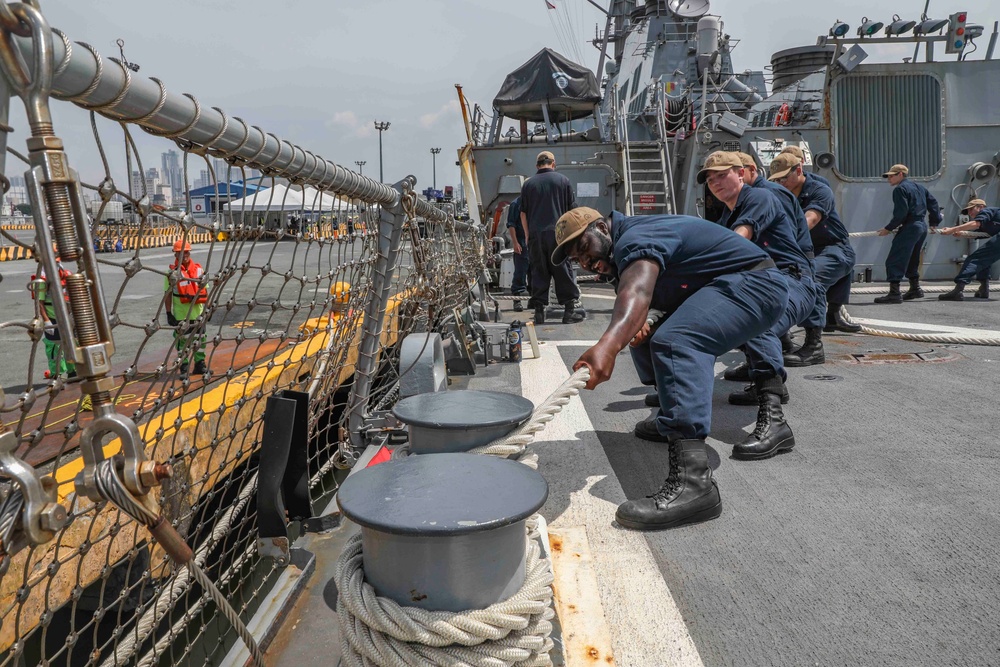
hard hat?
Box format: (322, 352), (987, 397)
(173, 239), (192, 252)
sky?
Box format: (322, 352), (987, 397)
(5, 0), (997, 196)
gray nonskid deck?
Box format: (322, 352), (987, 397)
(538, 283), (1000, 667)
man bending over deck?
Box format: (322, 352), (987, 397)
(937, 199), (999, 301)
(551, 207), (789, 531)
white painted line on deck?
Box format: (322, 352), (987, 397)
(854, 317), (1000, 338)
(522, 342), (704, 667)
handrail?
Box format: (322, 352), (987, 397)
(10, 28), (447, 222)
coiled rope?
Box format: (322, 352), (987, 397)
(336, 534), (555, 667)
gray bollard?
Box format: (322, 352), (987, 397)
(392, 390), (534, 454)
(337, 453), (548, 612)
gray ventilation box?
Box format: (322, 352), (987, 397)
(836, 44), (868, 73)
(718, 112), (749, 137)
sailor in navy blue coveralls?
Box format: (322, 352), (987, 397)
(550, 206), (789, 530)
(875, 164), (942, 303)
(702, 151), (809, 459)
(938, 199), (999, 301)
(735, 151), (814, 361)
(505, 197), (530, 310)
(769, 153), (859, 363)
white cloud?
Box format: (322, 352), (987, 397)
(326, 111), (374, 138)
(419, 100), (461, 129)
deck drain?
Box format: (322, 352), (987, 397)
(803, 374), (843, 382)
(847, 349), (958, 364)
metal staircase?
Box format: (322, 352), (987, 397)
(626, 141), (672, 215)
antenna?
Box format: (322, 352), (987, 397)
(668, 0), (711, 19)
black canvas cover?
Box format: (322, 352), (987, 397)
(493, 48), (601, 122)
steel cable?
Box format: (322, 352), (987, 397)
(93, 462), (265, 667)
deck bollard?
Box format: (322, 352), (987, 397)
(392, 389), (534, 454)
(336, 453), (548, 611)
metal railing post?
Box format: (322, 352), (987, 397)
(346, 178), (413, 451)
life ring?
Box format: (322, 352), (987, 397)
(774, 103), (791, 127)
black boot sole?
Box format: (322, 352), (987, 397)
(731, 434), (796, 461)
(644, 392), (659, 407)
(783, 356), (825, 368)
(615, 498), (723, 531)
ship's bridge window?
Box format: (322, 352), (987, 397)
(832, 73), (943, 179)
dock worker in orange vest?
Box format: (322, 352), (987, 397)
(31, 260), (76, 379)
(164, 239), (208, 376)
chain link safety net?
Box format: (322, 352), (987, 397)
(0, 8), (483, 667)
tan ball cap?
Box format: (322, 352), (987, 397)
(536, 150), (555, 163)
(882, 164), (909, 177)
(780, 145), (804, 160)
(696, 151), (743, 184)
(551, 206), (603, 265)
(963, 198), (987, 211)
(768, 153), (801, 181)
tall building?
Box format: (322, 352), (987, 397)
(131, 170), (162, 199)
(161, 149), (182, 198)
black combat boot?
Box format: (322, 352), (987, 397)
(902, 278), (924, 300)
(562, 300), (586, 324)
(192, 360), (207, 375)
(728, 381), (789, 406)
(779, 332), (796, 353)
(824, 303), (862, 333)
(615, 438), (722, 530)
(644, 391), (659, 407)
(938, 284), (966, 301)
(512, 299), (524, 312)
(874, 282), (903, 304)
(732, 377), (795, 460)
(783, 327), (824, 367)
(533, 306), (545, 323)
(974, 280), (990, 299)
(723, 360), (751, 382)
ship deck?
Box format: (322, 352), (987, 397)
(270, 280), (1000, 667)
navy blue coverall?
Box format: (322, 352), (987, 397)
(955, 207), (1000, 284)
(519, 168), (580, 308)
(613, 212), (789, 440)
(719, 186), (816, 381)
(505, 198), (529, 296)
(797, 173), (855, 322)
(884, 178), (942, 282)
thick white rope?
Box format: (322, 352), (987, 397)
(837, 306), (1000, 346)
(469, 367), (591, 460)
(850, 283), (998, 294)
(336, 532), (555, 667)
(849, 230), (989, 238)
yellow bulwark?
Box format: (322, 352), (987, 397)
(0, 291), (409, 653)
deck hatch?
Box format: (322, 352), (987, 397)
(832, 73), (942, 179)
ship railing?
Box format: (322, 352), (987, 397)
(0, 6), (486, 666)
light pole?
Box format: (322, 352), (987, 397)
(430, 148), (441, 190)
(354, 160), (366, 177)
(374, 121), (391, 182)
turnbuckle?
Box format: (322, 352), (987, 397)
(0, 5), (159, 504)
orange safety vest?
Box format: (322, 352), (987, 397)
(32, 263), (72, 305)
(171, 261), (208, 304)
